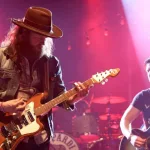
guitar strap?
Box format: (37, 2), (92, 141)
(43, 57), (50, 94)
(42, 57), (54, 138)
(43, 56), (55, 102)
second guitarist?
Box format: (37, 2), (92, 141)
(120, 57), (150, 149)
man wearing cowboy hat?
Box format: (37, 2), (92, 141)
(0, 6), (91, 150)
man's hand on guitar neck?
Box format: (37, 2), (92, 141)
(129, 134), (146, 149)
(68, 81), (93, 104)
(0, 97), (27, 114)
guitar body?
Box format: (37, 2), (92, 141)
(119, 128), (150, 150)
(0, 93), (46, 150)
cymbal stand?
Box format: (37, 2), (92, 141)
(104, 100), (114, 150)
(106, 100), (112, 139)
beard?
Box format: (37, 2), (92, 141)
(18, 41), (43, 60)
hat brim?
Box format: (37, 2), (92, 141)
(12, 18), (63, 38)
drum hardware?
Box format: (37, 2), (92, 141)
(98, 96), (122, 133)
(87, 137), (104, 149)
(99, 113), (121, 132)
(99, 114), (121, 121)
(96, 97), (122, 150)
(104, 100), (114, 137)
(91, 97), (127, 116)
(70, 95), (124, 149)
(87, 136), (121, 150)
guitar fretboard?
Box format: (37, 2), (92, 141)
(35, 78), (94, 116)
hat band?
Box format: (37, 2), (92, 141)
(23, 18), (52, 33)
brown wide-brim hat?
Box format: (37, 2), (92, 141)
(12, 6), (63, 38)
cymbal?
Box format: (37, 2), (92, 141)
(91, 96), (126, 104)
(99, 114), (121, 120)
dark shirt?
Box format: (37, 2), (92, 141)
(131, 88), (150, 128)
(0, 47), (74, 142)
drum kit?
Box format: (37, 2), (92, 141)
(50, 96), (127, 150)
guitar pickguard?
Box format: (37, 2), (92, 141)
(18, 102), (40, 135)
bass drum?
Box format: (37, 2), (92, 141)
(50, 132), (80, 150)
(72, 112), (100, 143)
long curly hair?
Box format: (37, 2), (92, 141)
(1, 24), (54, 59)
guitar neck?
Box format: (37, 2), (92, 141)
(35, 78), (94, 116)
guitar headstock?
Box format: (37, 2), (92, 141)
(92, 68), (120, 84)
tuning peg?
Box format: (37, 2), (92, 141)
(105, 79), (108, 82)
(101, 81), (105, 85)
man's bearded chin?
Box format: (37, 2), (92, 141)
(20, 43), (43, 59)
(31, 44), (43, 56)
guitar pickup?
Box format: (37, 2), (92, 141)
(27, 111), (34, 122)
(21, 115), (29, 126)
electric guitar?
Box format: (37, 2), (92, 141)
(0, 68), (120, 150)
(119, 128), (150, 150)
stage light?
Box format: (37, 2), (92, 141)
(104, 28), (108, 36)
(86, 36), (91, 46)
(68, 41), (71, 51)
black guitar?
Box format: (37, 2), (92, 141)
(119, 128), (150, 150)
